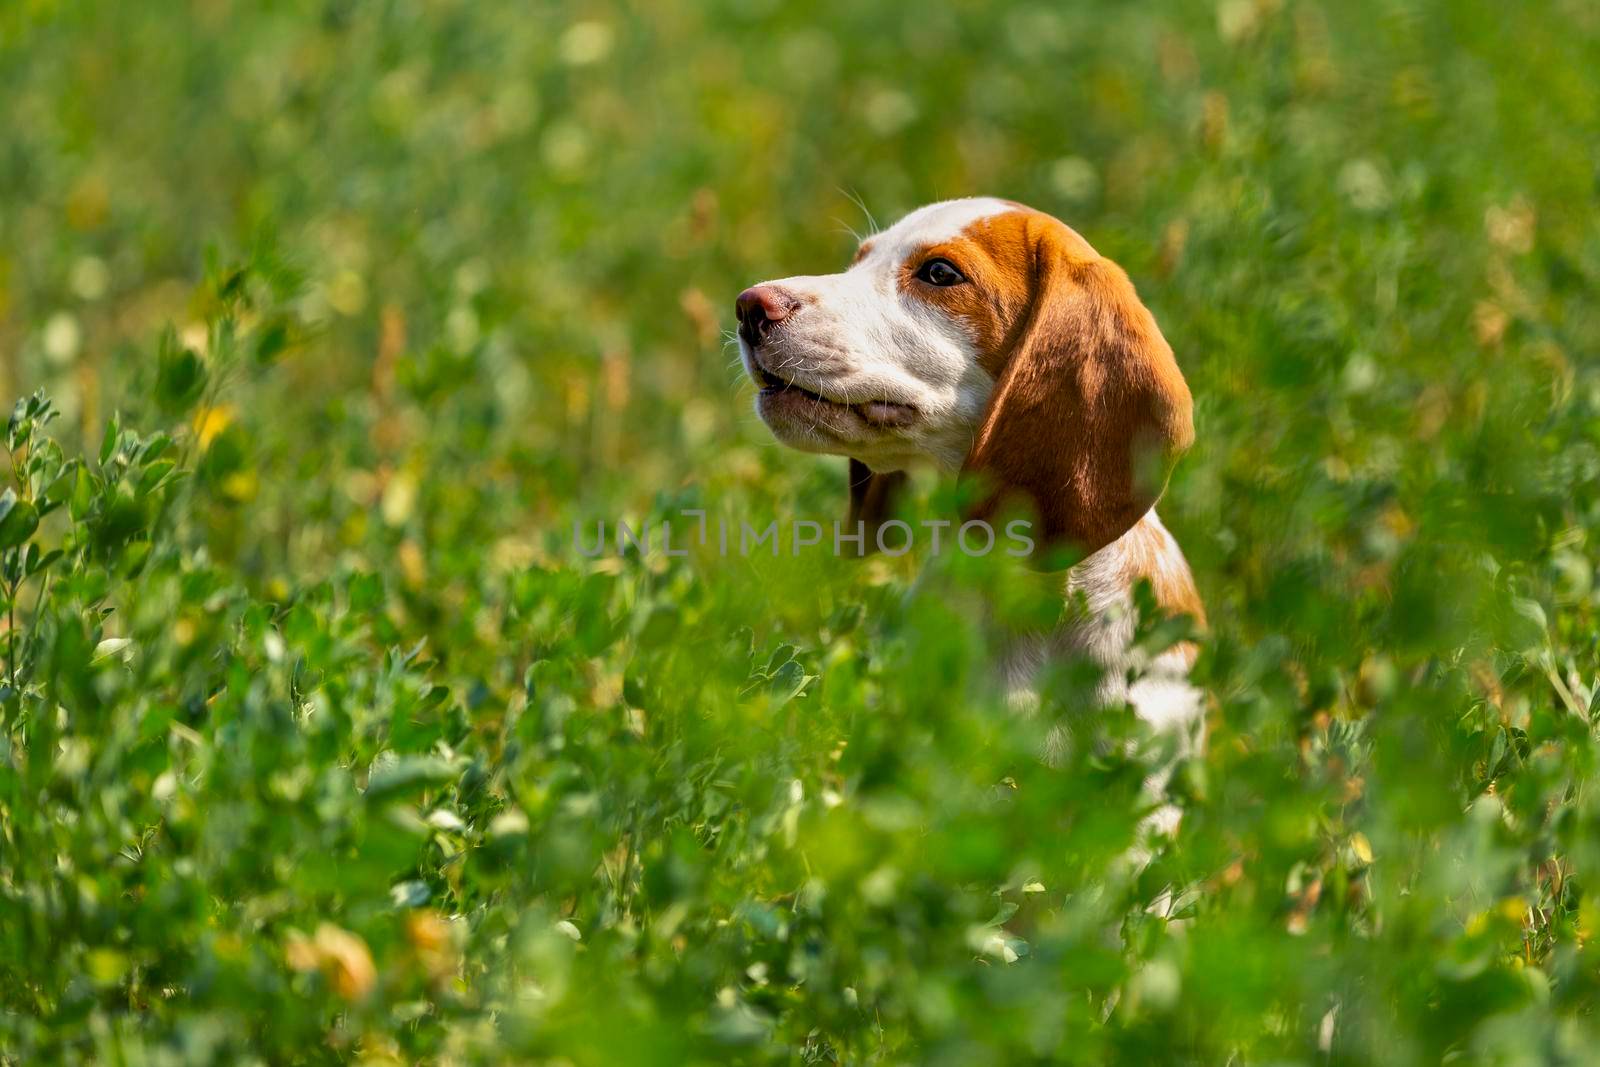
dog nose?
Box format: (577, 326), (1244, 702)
(735, 285), (798, 346)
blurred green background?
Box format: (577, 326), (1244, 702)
(3, 0), (1600, 1063)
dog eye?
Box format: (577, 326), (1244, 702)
(915, 258), (966, 287)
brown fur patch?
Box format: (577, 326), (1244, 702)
(894, 212), (1054, 370)
(946, 208), (1195, 560)
(1121, 513), (1207, 627)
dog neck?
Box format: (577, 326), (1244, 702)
(1063, 508), (1204, 654)
(1001, 508), (1204, 743)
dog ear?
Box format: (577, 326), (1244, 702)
(846, 459), (909, 557)
(961, 232), (1193, 561)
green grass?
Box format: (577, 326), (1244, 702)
(3, 1), (1600, 1063)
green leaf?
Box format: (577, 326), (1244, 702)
(763, 643), (797, 676)
(138, 460), (177, 493)
(155, 329), (208, 415)
(766, 659), (812, 705)
(140, 434), (173, 463)
(98, 412), (120, 466)
(365, 756), (458, 803)
(254, 317), (292, 364)
(0, 489), (39, 549)
(69, 464), (94, 520)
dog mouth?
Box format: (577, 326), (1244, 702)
(753, 365), (916, 429)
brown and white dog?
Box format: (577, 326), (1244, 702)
(735, 197), (1204, 790)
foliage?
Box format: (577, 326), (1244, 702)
(3, 0), (1600, 1063)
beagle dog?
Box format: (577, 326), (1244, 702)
(735, 197), (1204, 778)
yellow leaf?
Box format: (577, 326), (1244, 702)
(193, 404), (235, 449)
(1349, 832), (1373, 866)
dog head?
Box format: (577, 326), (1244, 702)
(737, 197), (1193, 557)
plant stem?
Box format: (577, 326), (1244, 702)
(5, 574), (14, 691)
